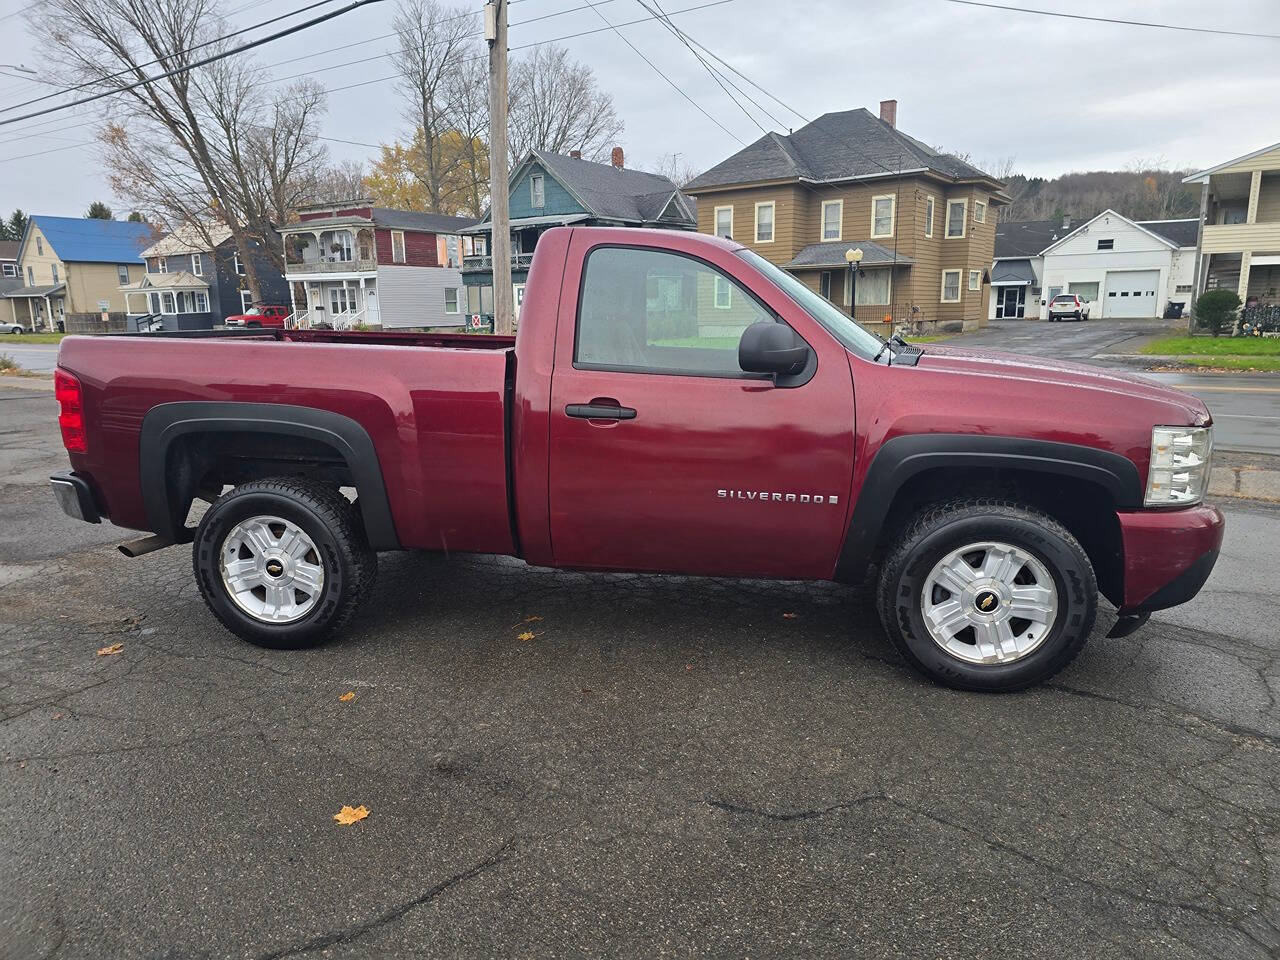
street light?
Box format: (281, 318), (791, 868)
(844, 247), (864, 319)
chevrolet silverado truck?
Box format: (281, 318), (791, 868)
(48, 227), (1223, 691)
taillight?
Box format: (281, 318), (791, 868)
(54, 368), (87, 453)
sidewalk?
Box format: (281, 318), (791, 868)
(0, 374), (52, 391)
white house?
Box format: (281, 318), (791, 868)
(1037, 211), (1197, 319)
(990, 212), (1198, 321)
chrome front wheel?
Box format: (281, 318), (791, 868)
(219, 515), (326, 624)
(920, 540), (1059, 665)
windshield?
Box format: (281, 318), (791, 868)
(736, 249), (885, 360)
(244, 306), (262, 314)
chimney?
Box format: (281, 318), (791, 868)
(879, 99), (897, 128)
(611, 146), (624, 169)
(569, 149), (581, 159)
(1061, 215), (1071, 230)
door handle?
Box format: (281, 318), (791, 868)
(566, 402), (636, 421)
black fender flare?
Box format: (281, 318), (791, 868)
(139, 402), (401, 550)
(833, 433), (1142, 582)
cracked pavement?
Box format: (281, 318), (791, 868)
(2, 386), (1279, 959)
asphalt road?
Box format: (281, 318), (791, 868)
(2, 387), (1279, 959)
(0, 342), (59, 374)
(955, 319), (1280, 456)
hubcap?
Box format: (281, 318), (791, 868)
(219, 515), (325, 624)
(919, 541), (1058, 665)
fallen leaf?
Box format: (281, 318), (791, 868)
(51, 713), (63, 720)
(338, 691), (356, 702)
(333, 805), (369, 826)
(524, 615), (543, 623)
(686, 664), (694, 671)
(516, 631), (537, 642)
(96, 643), (124, 656)
(782, 612), (798, 620)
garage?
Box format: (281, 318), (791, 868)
(1103, 269), (1159, 318)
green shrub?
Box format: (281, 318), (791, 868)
(1193, 289), (1241, 337)
(0, 354), (20, 374)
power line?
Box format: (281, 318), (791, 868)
(0, 0), (391, 126)
(0, 0), (739, 160)
(941, 0), (1280, 40)
(577, 0), (744, 145)
(0, 0), (348, 115)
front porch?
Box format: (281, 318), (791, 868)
(4, 283), (66, 332)
(288, 276), (380, 329)
(121, 272), (212, 331)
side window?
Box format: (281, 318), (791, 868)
(575, 247), (775, 377)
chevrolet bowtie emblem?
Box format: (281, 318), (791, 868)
(981, 595), (995, 610)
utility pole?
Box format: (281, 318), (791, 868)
(485, 0), (514, 335)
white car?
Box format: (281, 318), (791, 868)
(6, 322), (28, 334)
(1048, 294), (1090, 322)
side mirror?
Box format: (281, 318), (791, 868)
(738, 321), (810, 376)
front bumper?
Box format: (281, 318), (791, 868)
(50, 471), (101, 524)
(1117, 503), (1225, 613)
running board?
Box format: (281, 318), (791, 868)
(118, 534), (175, 558)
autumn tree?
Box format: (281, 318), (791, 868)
(46, 0), (340, 296)
(508, 44), (623, 162)
(365, 128), (485, 215)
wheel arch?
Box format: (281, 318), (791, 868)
(835, 434), (1142, 606)
(139, 402), (400, 550)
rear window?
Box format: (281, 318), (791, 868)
(1052, 295), (1075, 304)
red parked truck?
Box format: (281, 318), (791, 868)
(224, 304), (291, 329)
(49, 228), (1223, 691)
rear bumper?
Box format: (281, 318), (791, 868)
(1117, 503), (1225, 613)
(50, 471), (101, 524)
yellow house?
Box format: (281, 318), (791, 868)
(5, 216), (153, 332)
(1184, 141), (1280, 310)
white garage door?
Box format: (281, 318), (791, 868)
(1104, 270), (1159, 318)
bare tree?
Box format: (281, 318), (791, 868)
(647, 153), (699, 188)
(392, 0), (476, 213)
(451, 53), (489, 218)
(46, 0), (336, 295)
(508, 44), (623, 162)
(302, 160), (369, 207)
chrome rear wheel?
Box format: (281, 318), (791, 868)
(219, 515), (326, 624)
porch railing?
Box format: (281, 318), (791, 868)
(462, 253), (535, 272)
(284, 257), (377, 274)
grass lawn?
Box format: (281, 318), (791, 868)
(1141, 336), (1280, 356)
(1174, 356), (1280, 372)
(4, 332), (67, 344)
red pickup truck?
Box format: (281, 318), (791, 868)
(224, 304), (291, 328)
(49, 228), (1223, 691)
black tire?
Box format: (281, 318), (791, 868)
(876, 498), (1097, 692)
(192, 478), (376, 649)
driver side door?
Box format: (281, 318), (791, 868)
(546, 237), (856, 579)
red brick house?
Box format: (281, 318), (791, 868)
(282, 201), (476, 329)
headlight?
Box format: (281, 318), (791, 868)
(1145, 426), (1212, 506)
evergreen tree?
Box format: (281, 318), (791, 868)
(86, 201), (114, 219)
(7, 209), (28, 241)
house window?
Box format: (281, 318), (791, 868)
(27, 266), (34, 285)
(191, 253), (202, 276)
(924, 196), (935, 238)
(531, 174), (545, 209)
(444, 287), (459, 314)
(754, 202), (774, 243)
(50, 263), (59, 283)
(194, 291), (209, 313)
(157, 257), (168, 274)
(117, 264), (130, 284)
(946, 200), (967, 238)
(1097, 239), (1114, 251)
(714, 205), (734, 239)
(713, 275), (732, 309)
(2, 263), (14, 277)
(391, 230), (406, 264)
(161, 292), (176, 314)
(819, 271), (833, 301)
(36, 236), (43, 256)
(968, 269), (981, 291)
(941, 269), (962, 302)
(1069, 282), (1099, 302)
(871, 195), (894, 239)
(1175, 284), (1193, 294)
(854, 267), (891, 306)
(241, 289), (253, 313)
(445, 235), (460, 268)
(149, 292), (161, 314)
(821, 200), (842, 241)
(233, 253), (245, 275)
(973, 200), (986, 224)
(576, 246), (774, 376)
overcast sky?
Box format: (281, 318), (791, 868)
(1, 0), (1277, 218)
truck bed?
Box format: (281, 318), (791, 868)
(57, 331), (517, 555)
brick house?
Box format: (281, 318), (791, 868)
(684, 101), (1009, 332)
(280, 202), (476, 329)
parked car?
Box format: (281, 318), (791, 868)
(6, 322), (28, 334)
(224, 304), (291, 328)
(48, 227), (1223, 692)
(1048, 294), (1090, 322)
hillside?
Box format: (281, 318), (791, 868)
(1001, 168), (1200, 223)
